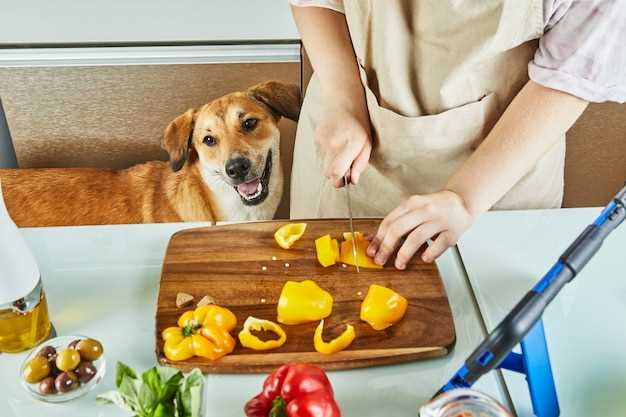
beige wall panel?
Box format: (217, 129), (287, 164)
(0, 63), (300, 218)
(564, 103), (626, 207)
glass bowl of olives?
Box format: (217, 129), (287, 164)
(20, 335), (105, 403)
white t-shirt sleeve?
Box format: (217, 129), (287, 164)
(288, 0), (345, 13)
(530, 0), (626, 103)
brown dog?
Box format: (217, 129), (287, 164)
(0, 81), (301, 227)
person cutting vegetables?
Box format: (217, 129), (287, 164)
(289, 0), (626, 269)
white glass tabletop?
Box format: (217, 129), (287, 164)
(459, 208), (626, 417)
(1, 221), (504, 417)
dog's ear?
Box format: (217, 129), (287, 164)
(162, 109), (196, 172)
(247, 81), (302, 122)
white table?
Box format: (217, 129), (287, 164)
(459, 208), (626, 417)
(1, 221), (503, 417)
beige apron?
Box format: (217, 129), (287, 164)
(291, 0), (566, 219)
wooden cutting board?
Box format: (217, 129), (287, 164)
(155, 219), (455, 373)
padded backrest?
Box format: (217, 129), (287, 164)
(564, 103), (626, 207)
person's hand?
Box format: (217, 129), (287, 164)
(315, 91), (372, 187)
(367, 190), (476, 268)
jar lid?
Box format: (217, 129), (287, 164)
(0, 183), (39, 305)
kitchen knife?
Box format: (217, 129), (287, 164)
(344, 174), (359, 273)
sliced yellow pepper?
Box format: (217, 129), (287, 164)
(314, 320), (356, 354)
(331, 238), (340, 262)
(275, 223), (307, 249)
(238, 316), (287, 350)
(277, 280), (333, 325)
(342, 231), (364, 241)
(315, 234), (338, 267)
(178, 304), (237, 331)
(340, 235), (383, 269)
(162, 304), (237, 361)
(360, 284), (408, 330)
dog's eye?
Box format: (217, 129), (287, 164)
(242, 118), (258, 131)
(203, 135), (217, 146)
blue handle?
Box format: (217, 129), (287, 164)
(437, 183), (626, 395)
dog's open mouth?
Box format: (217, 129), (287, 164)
(234, 150), (272, 206)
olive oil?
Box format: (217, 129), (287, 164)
(0, 288), (51, 353)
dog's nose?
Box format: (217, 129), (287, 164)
(225, 157), (251, 180)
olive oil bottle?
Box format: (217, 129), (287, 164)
(0, 279), (51, 352)
(0, 184), (51, 352)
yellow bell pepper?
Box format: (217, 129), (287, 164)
(277, 280), (333, 325)
(162, 304), (237, 361)
(331, 239), (340, 262)
(342, 231), (364, 241)
(340, 234), (383, 269)
(314, 320), (356, 354)
(315, 235), (340, 267)
(360, 284), (408, 330)
(238, 316), (287, 350)
(275, 223), (307, 249)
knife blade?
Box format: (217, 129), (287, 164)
(344, 174), (360, 273)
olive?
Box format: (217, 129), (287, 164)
(55, 348), (81, 372)
(23, 356), (51, 384)
(55, 371), (79, 393)
(36, 345), (56, 361)
(48, 354), (61, 377)
(67, 339), (82, 350)
(76, 339), (103, 361)
(39, 376), (57, 395)
(75, 361), (97, 383)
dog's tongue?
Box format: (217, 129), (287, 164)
(237, 178), (261, 196)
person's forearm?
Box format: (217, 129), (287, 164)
(290, 6), (363, 100)
(446, 80), (589, 216)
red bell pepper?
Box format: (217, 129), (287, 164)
(244, 363), (341, 417)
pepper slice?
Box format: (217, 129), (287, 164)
(342, 231), (364, 241)
(277, 280), (333, 325)
(162, 304), (237, 361)
(340, 234), (383, 269)
(275, 223), (307, 249)
(314, 320), (356, 354)
(238, 316), (287, 351)
(360, 284), (408, 330)
(315, 234), (340, 267)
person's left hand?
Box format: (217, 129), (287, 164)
(367, 190), (476, 269)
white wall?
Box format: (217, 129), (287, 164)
(0, 0), (299, 45)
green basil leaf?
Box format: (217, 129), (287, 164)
(138, 382), (157, 414)
(178, 368), (204, 417)
(159, 372), (184, 403)
(176, 390), (186, 417)
(142, 367), (162, 397)
(116, 362), (138, 387)
(153, 401), (176, 417)
(157, 366), (180, 385)
(96, 390), (133, 412)
(182, 369), (203, 391)
(187, 385), (203, 417)
(119, 374), (142, 412)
